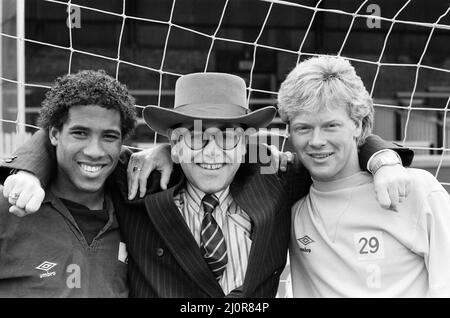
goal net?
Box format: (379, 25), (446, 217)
(1, 0), (450, 297)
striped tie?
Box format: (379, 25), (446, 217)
(200, 194), (228, 280)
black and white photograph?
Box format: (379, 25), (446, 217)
(0, 0), (449, 305)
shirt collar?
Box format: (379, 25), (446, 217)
(43, 189), (57, 204)
(43, 188), (113, 215)
(185, 181), (233, 215)
(312, 171), (372, 192)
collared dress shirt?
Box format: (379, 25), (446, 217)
(174, 182), (252, 294)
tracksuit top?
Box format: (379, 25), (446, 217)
(0, 191), (128, 297)
(290, 169), (450, 297)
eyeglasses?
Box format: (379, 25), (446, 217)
(170, 127), (244, 150)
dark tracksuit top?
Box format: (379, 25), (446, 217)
(0, 191), (128, 297)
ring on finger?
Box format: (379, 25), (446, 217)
(286, 152), (293, 162)
(9, 192), (20, 201)
(133, 166), (142, 173)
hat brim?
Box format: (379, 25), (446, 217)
(142, 105), (277, 136)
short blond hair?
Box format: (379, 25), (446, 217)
(277, 56), (374, 145)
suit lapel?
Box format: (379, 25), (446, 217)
(144, 176), (224, 297)
(231, 169), (279, 295)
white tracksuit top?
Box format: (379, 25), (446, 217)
(290, 169), (450, 298)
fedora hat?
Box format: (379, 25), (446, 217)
(142, 72), (277, 136)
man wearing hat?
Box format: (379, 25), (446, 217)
(1, 72), (412, 297)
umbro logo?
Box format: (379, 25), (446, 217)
(297, 235), (314, 253)
(298, 235), (314, 245)
(36, 261), (57, 278)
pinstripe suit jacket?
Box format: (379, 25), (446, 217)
(110, 159), (311, 297)
(0, 130), (413, 297)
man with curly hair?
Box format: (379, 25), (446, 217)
(0, 70), (136, 297)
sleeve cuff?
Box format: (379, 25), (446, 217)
(367, 149), (402, 173)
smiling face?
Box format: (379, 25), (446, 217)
(171, 123), (246, 194)
(290, 104), (362, 182)
(49, 105), (122, 197)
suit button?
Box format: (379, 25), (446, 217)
(156, 248), (164, 256)
(273, 270), (279, 276)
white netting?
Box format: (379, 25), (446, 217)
(1, 0), (450, 176)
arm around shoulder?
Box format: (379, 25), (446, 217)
(359, 134), (414, 170)
(0, 129), (55, 186)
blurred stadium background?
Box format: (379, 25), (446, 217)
(1, 0), (450, 297)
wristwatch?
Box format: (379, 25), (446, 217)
(370, 150), (402, 175)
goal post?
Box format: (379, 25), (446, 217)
(0, 0), (28, 158)
(16, 0), (26, 138)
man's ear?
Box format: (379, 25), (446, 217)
(170, 143), (181, 164)
(49, 126), (60, 146)
(353, 121), (363, 140)
(241, 133), (248, 154)
(241, 138), (247, 156)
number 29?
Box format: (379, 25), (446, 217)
(359, 236), (379, 254)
